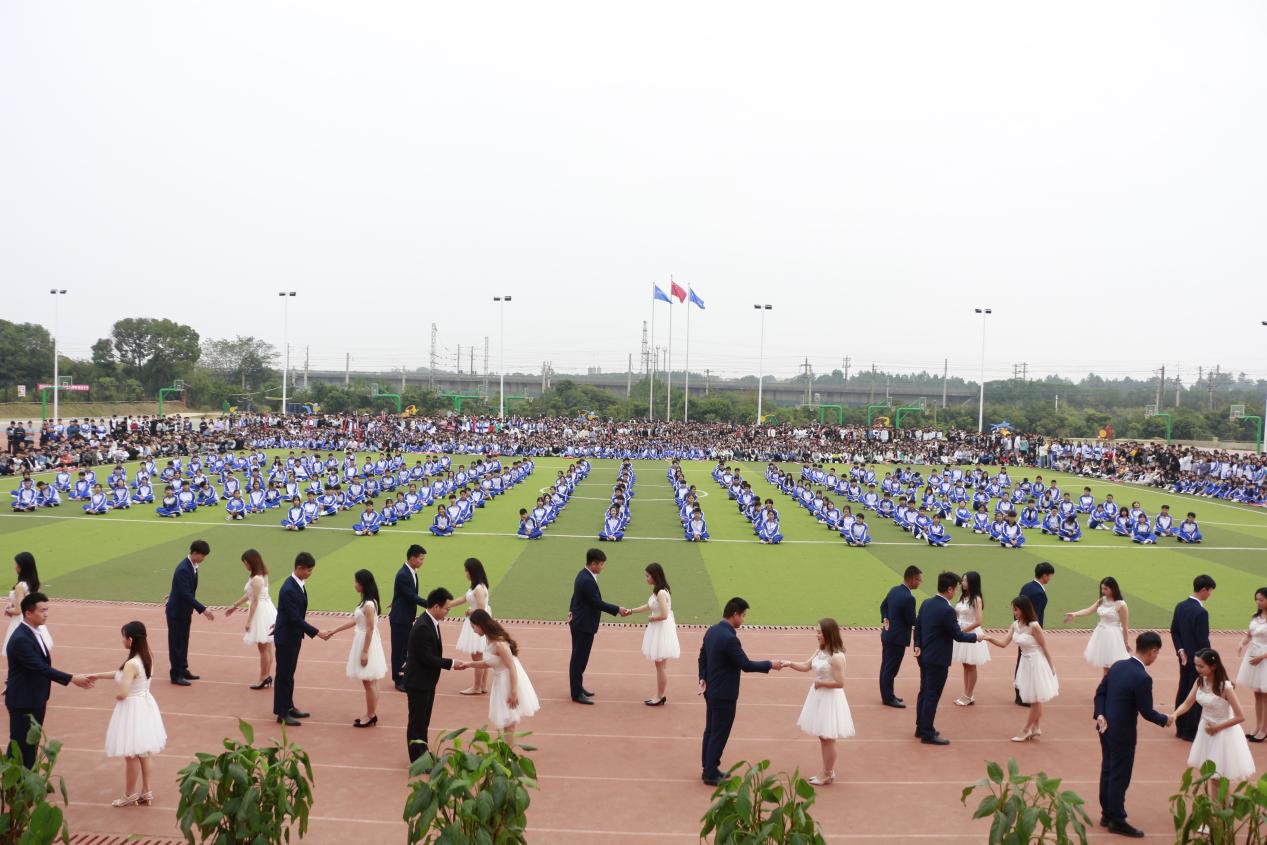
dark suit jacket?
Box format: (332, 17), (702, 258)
(698, 621), (772, 702)
(1020, 580), (1047, 627)
(880, 584), (917, 647)
(274, 576), (319, 648)
(568, 568), (619, 635)
(166, 557), (206, 619)
(1094, 656), (1168, 746)
(4, 623), (71, 710)
(404, 613), (452, 691)
(1170, 597), (1210, 658)
(389, 563), (426, 626)
(913, 595), (976, 667)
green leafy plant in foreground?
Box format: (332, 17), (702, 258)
(1170, 761), (1267, 844)
(0, 719), (70, 845)
(961, 757), (1091, 844)
(699, 759), (824, 844)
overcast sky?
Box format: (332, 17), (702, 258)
(2, 1), (1265, 384)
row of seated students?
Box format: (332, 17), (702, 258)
(1169, 472), (1265, 503)
(707, 462), (784, 543)
(668, 462), (710, 541)
(598, 460), (635, 541)
(516, 460), (590, 539)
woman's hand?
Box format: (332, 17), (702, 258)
(360, 653), (368, 668)
(1205, 722), (1219, 736)
(508, 693), (518, 709)
(1063, 612), (1074, 624)
(1252, 654), (1266, 666)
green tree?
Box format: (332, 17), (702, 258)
(104, 318), (201, 392)
(200, 336), (278, 390)
(0, 320), (54, 388)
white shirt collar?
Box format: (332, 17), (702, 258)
(587, 568), (599, 581)
(291, 573), (306, 592)
(1190, 595), (1204, 607)
(22, 621), (47, 654)
(1131, 655), (1145, 667)
(1033, 579), (1046, 592)
(940, 594), (954, 605)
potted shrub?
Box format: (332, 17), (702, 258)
(961, 757), (1091, 844)
(1170, 762), (1267, 843)
(698, 759), (825, 844)
(1, 719), (70, 845)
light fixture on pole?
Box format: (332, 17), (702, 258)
(975, 307), (992, 433)
(1260, 321), (1267, 454)
(279, 292), (296, 415)
(494, 295), (513, 419)
(49, 289), (67, 423)
(754, 304), (772, 425)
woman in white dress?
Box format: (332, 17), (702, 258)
(983, 596), (1059, 742)
(1173, 648), (1257, 780)
(446, 558), (491, 696)
(628, 562), (680, 706)
(1236, 588), (1267, 742)
(787, 617), (854, 787)
(1062, 576), (1130, 673)
(951, 571), (989, 706)
(86, 621), (167, 808)
(4, 552), (53, 653)
(321, 569), (388, 727)
(463, 609), (539, 749)
(224, 549), (277, 690)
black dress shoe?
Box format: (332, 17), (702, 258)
(184, 672), (201, 680)
(277, 715), (301, 727)
(1106, 820), (1144, 837)
(1177, 733), (1195, 742)
(1100, 816), (1109, 828)
(582, 688), (596, 697)
(171, 677), (192, 686)
(394, 683), (407, 693)
(921, 735), (951, 745)
(288, 708), (310, 719)
(572, 694), (595, 705)
(702, 776), (721, 787)
(883, 699), (907, 709)
(893, 697), (904, 704)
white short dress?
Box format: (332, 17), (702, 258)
(641, 590), (680, 661)
(1188, 682), (1256, 781)
(1013, 621), (1059, 704)
(345, 600), (388, 681)
(243, 576), (277, 646)
(951, 599), (990, 666)
(1236, 616), (1267, 693)
(4, 582), (53, 652)
(1083, 600), (1130, 668)
(104, 657), (167, 758)
(456, 587), (490, 655)
(486, 646), (540, 728)
(795, 651), (855, 739)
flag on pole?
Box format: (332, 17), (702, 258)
(670, 281), (687, 303)
(689, 288), (705, 309)
(653, 285), (671, 303)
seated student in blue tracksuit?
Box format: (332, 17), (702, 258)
(757, 512), (783, 544)
(318, 486), (339, 517)
(430, 505), (455, 537)
(83, 484), (110, 514)
(516, 508), (541, 539)
(133, 478), (154, 504)
(225, 489), (246, 520)
(1153, 504), (1175, 538)
(380, 497), (398, 527)
(110, 483), (132, 510)
(1040, 508), (1061, 535)
(876, 493), (894, 520)
(176, 484), (198, 513)
(999, 514), (1026, 548)
(1088, 496), (1117, 530)
(599, 507), (625, 541)
(953, 502), (973, 528)
(1176, 512), (1203, 543)
(195, 481), (218, 508)
(300, 492), (321, 524)
(685, 508), (710, 542)
(845, 513), (871, 546)
(34, 482), (59, 508)
(10, 481), (36, 512)
(1112, 507), (1132, 537)
(1130, 514), (1155, 544)
(987, 513), (1006, 541)
(156, 486), (182, 517)
(264, 482), (283, 509)
(1058, 515), (1082, 542)
(68, 472), (91, 501)
(1019, 500), (1041, 529)
(53, 469), (71, 493)
(281, 497), (308, 531)
(970, 505), (991, 535)
(912, 507), (932, 540)
(353, 502), (382, 536)
(925, 513), (951, 546)
(1077, 487), (1096, 515)
(392, 497), (411, 523)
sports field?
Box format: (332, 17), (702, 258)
(4, 456), (1266, 629)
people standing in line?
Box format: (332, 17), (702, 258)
(4, 592), (94, 768)
(86, 621), (167, 807)
(951, 571), (989, 707)
(1014, 562), (1053, 707)
(462, 610), (540, 749)
(983, 596), (1058, 741)
(1236, 587), (1267, 742)
(166, 540), (215, 686)
(879, 565), (921, 709)
(447, 558), (492, 696)
(4, 552), (52, 653)
(1063, 577), (1130, 674)
(1172, 648), (1256, 781)
(224, 549), (276, 690)
(699, 597), (781, 786)
(1172, 574), (1216, 741)
(404, 587), (467, 763)
(271, 552), (325, 727)
(321, 570), (388, 727)
(787, 618), (854, 787)
(389, 544), (428, 692)
(1094, 631), (1173, 838)
(628, 562), (680, 706)
(913, 571), (979, 746)
(567, 548), (630, 705)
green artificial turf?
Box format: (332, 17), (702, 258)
(3, 456), (1266, 630)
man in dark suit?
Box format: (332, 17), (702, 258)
(1170, 574), (1215, 741)
(4, 593), (93, 767)
(913, 571), (978, 745)
(567, 548), (629, 705)
(698, 597), (781, 786)
(389, 544), (428, 692)
(272, 552), (325, 726)
(166, 539), (215, 685)
(879, 565), (922, 708)
(1015, 562), (1054, 706)
(404, 587), (468, 763)
(1094, 631), (1172, 838)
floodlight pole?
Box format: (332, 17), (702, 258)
(279, 291), (296, 416)
(754, 304), (772, 425)
(975, 307), (992, 433)
(49, 289), (67, 424)
(495, 296), (512, 419)
(1261, 321), (1267, 453)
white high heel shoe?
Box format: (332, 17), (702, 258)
(808, 771), (836, 786)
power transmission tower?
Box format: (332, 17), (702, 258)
(626, 353), (632, 397)
(1156, 365), (1165, 409)
(802, 357), (813, 405)
(640, 321), (650, 376)
(842, 356), (851, 384)
(429, 323), (438, 390)
(456, 345), (462, 374)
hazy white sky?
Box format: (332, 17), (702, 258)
(2, 1), (1265, 383)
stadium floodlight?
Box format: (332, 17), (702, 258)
(974, 308), (992, 433)
(754, 304), (773, 425)
(494, 296), (513, 419)
(279, 291), (297, 415)
(50, 289), (67, 421)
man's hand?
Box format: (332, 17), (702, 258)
(225, 606), (237, 617)
(912, 646), (921, 658)
(1165, 713), (1176, 728)
(1095, 715), (1108, 734)
(1178, 650), (1187, 667)
(453, 660), (467, 670)
(771, 659), (783, 671)
(565, 612), (573, 625)
(202, 609), (216, 621)
(618, 607), (632, 617)
(267, 624), (276, 637)
(318, 630), (332, 641)
(882, 618), (890, 631)
(697, 679), (706, 695)
(71, 674), (93, 689)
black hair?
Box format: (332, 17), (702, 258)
(1034, 562), (1055, 579)
(722, 597), (750, 618)
(1193, 574), (1217, 593)
(1135, 631), (1162, 653)
(468, 609), (518, 657)
(121, 620), (153, 678)
(586, 548), (607, 566)
(464, 558), (490, 589)
(1194, 648), (1229, 696)
(14, 552), (39, 594)
(960, 571), (984, 609)
(354, 569), (382, 615)
(1012, 595), (1037, 626)
(294, 551), (316, 569)
(190, 539), (210, 556)
(936, 572), (959, 593)
(1255, 588), (1267, 620)
(20, 591), (48, 614)
(426, 586), (454, 608)
(903, 565), (921, 581)
(1100, 577), (1122, 602)
(645, 562), (670, 594)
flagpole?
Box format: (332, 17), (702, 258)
(666, 277), (673, 421)
(648, 285), (656, 420)
(684, 287), (692, 423)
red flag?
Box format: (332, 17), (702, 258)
(670, 281), (687, 302)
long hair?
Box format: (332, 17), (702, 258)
(645, 562), (670, 595)
(1012, 596), (1037, 626)
(1255, 588), (1267, 620)
(819, 617), (845, 655)
(960, 571), (984, 609)
(354, 569), (382, 615)
(468, 609), (518, 657)
(121, 620), (153, 678)
(1195, 648), (1229, 696)
(13, 552), (39, 593)
(1100, 577), (1122, 603)
(464, 557), (490, 589)
(241, 548), (268, 578)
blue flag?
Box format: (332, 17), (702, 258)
(689, 288), (705, 309)
(653, 285), (671, 303)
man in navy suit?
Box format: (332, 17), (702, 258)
(1094, 631), (1172, 838)
(698, 597), (781, 785)
(879, 565), (922, 708)
(1170, 574), (1215, 741)
(913, 571), (978, 745)
(166, 539), (215, 686)
(404, 587), (469, 763)
(272, 552), (326, 726)
(389, 544), (428, 692)
(4, 593), (93, 767)
(567, 549), (629, 705)
(1015, 562), (1054, 706)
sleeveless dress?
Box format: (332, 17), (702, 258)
(4, 582), (54, 652)
(456, 588), (490, 655)
(951, 599), (990, 665)
(1083, 600), (1129, 668)
(1237, 616), (1267, 692)
(485, 646), (540, 728)
(1013, 621), (1059, 703)
(104, 657), (167, 758)
(641, 590), (680, 661)
(795, 651), (856, 739)
(243, 576), (277, 646)
(345, 600), (388, 681)
(1188, 681), (1256, 780)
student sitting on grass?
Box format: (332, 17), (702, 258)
(431, 504), (455, 537)
(757, 511), (783, 544)
(1130, 513), (1155, 544)
(999, 513), (1026, 548)
(281, 497), (307, 531)
(1153, 504), (1175, 538)
(133, 478), (154, 504)
(69, 472), (91, 501)
(1112, 506), (1132, 537)
(353, 501), (382, 536)
(599, 506), (625, 542)
(225, 489), (246, 520)
(926, 513), (951, 547)
(83, 484), (109, 515)
(953, 502), (973, 528)
(156, 486), (181, 517)
(110, 482), (132, 510)
(1040, 507), (1061, 536)
(35, 482), (59, 508)
(380, 497), (398, 527)
(1177, 512), (1203, 543)
(1088, 496), (1117, 530)
(176, 483), (197, 513)
(1058, 516), (1081, 542)
(516, 508), (541, 539)
(195, 481), (218, 508)
(845, 512), (871, 546)
(685, 507), (710, 542)
(10, 480), (36, 512)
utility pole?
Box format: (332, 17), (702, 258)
(705, 368), (710, 396)
(1209, 365), (1218, 411)
(803, 357), (813, 405)
(483, 336), (490, 399)
(304, 346), (309, 390)
(626, 353), (632, 396)
(344, 353), (350, 387)
(640, 321), (650, 376)
(942, 358), (948, 408)
(869, 362), (876, 403)
(842, 356), (851, 384)
(1156, 365), (1165, 409)
(400, 367), (406, 393)
(469, 346), (474, 377)
(1175, 363), (1181, 408)
(428, 323), (438, 390)
(456, 345), (462, 374)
